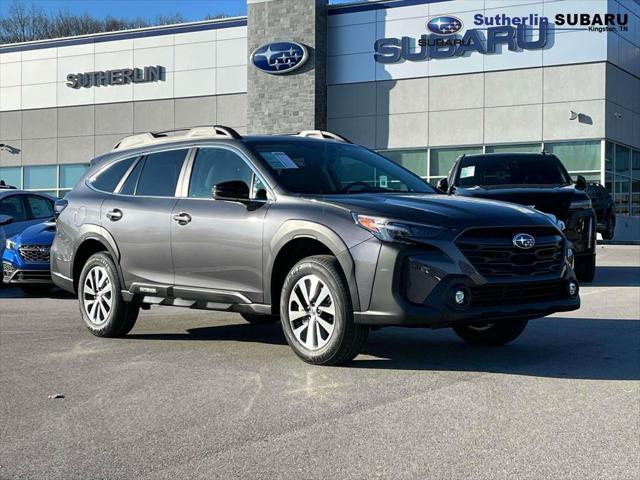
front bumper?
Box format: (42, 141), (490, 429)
(2, 248), (52, 285)
(353, 242), (580, 328)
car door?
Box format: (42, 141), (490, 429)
(0, 194), (31, 238)
(101, 148), (189, 288)
(171, 146), (269, 302)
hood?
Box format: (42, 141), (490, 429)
(13, 220), (56, 245)
(312, 193), (555, 230)
(454, 185), (586, 220)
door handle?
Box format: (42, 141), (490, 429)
(106, 209), (122, 221)
(172, 212), (192, 225)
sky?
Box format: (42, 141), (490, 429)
(0, 0), (249, 21)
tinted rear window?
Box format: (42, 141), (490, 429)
(135, 149), (188, 197)
(456, 155), (571, 187)
(92, 157), (136, 192)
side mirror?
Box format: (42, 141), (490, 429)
(212, 180), (250, 201)
(0, 214), (13, 226)
(575, 174), (587, 191)
(436, 178), (449, 193)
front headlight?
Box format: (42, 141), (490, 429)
(5, 239), (16, 250)
(352, 213), (444, 243)
(570, 198), (592, 210)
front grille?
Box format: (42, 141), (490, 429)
(456, 227), (564, 279)
(18, 245), (50, 263)
(470, 281), (567, 307)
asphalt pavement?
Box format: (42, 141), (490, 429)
(1, 245), (639, 479)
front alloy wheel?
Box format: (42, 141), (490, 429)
(288, 274), (336, 350)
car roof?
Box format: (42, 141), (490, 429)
(460, 152), (554, 160)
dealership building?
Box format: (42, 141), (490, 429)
(0, 0), (639, 216)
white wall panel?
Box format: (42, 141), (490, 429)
(134, 34), (174, 49)
(175, 42), (216, 71)
(94, 39), (133, 53)
(94, 83), (133, 104)
(216, 38), (247, 67)
(329, 23), (376, 56)
(0, 52), (21, 64)
(174, 29), (216, 45)
(95, 50), (134, 71)
(133, 45), (175, 72)
(133, 72), (174, 101)
(216, 26), (246, 41)
(328, 10), (375, 27)
(21, 47), (57, 61)
(0, 86), (21, 111)
(328, 53), (376, 84)
(0, 62), (21, 86)
(22, 58), (57, 85)
(57, 81), (94, 107)
(57, 42), (94, 57)
(216, 65), (246, 95)
(21, 83), (56, 109)
(57, 54), (94, 81)
(377, 3), (430, 22)
(174, 69), (216, 97)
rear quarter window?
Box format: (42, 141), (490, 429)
(91, 157), (137, 193)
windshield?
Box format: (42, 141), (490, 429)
(246, 140), (434, 195)
(456, 155), (571, 188)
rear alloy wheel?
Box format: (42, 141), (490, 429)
(78, 253), (139, 337)
(574, 253), (596, 283)
(280, 255), (368, 365)
(602, 214), (615, 240)
(453, 319), (528, 346)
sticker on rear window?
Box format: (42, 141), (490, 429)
(460, 166), (475, 178)
(262, 152), (299, 169)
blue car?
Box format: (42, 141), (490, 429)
(2, 220), (56, 295)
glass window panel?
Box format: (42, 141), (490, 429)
(430, 146), (482, 177)
(189, 148), (253, 198)
(92, 157), (136, 193)
(119, 158), (144, 195)
(0, 195), (27, 221)
(570, 172), (601, 183)
(24, 165), (56, 190)
(26, 195), (55, 219)
(545, 140), (601, 172)
(378, 149), (428, 177)
(136, 149), (188, 197)
(485, 143), (541, 154)
(631, 179), (639, 216)
(604, 142), (614, 173)
(59, 164), (89, 189)
(615, 144), (630, 175)
(614, 175), (630, 215)
(632, 150), (640, 180)
(0, 167), (21, 188)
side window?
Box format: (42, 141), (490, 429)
(136, 149), (188, 197)
(92, 157), (137, 193)
(26, 196), (55, 219)
(119, 157), (145, 195)
(252, 175), (268, 200)
(0, 196), (28, 222)
(188, 148), (254, 198)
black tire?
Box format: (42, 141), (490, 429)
(453, 319), (528, 346)
(78, 252), (139, 337)
(240, 312), (280, 324)
(19, 284), (53, 296)
(602, 214), (615, 240)
(574, 253), (596, 283)
(280, 255), (368, 366)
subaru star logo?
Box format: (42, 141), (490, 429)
(251, 41), (308, 74)
(512, 233), (536, 250)
(426, 16), (464, 35)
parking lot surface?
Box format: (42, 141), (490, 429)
(1, 245), (639, 479)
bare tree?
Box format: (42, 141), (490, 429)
(0, 1), (227, 44)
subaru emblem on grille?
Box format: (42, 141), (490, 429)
(512, 233), (536, 249)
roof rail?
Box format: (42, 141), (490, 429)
(112, 125), (242, 151)
(296, 130), (351, 143)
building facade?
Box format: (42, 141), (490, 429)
(0, 0), (639, 215)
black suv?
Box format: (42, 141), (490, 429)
(586, 182), (616, 240)
(437, 152), (597, 282)
(51, 127), (580, 365)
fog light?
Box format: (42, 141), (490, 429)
(568, 280), (579, 297)
(453, 287), (470, 307)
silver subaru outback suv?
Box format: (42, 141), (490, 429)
(51, 126), (580, 365)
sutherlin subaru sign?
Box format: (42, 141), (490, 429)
(375, 15), (549, 63)
(251, 41), (308, 74)
(66, 65), (166, 89)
